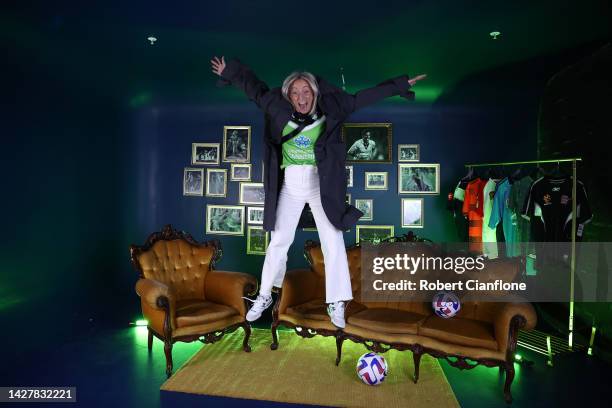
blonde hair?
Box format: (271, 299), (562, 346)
(281, 71), (319, 116)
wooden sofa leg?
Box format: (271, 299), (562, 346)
(335, 333), (345, 366)
(270, 322), (279, 350)
(413, 350), (422, 384)
(503, 362), (515, 403)
(242, 322), (252, 352)
(164, 340), (173, 378)
(147, 328), (153, 352)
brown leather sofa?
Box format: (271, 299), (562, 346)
(131, 224), (257, 377)
(271, 235), (537, 403)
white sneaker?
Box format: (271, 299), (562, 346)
(244, 293), (273, 322)
(327, 301), (346, 329)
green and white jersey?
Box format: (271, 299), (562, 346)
(281, 116), (326, 168)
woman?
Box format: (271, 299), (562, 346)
(211, 56), (425, 328)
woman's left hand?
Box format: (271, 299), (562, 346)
(408, 74), (427, 87)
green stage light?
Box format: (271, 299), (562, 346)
(135, 319), (148, 327)
(514, 354), (522, 361)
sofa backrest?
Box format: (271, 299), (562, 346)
(130, 225), (220, 300)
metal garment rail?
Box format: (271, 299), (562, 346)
(463, 158), (589, 363)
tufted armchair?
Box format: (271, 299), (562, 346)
(130, 224), (257, 377)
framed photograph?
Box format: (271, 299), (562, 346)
(239, 182), (265, 205)
(365, 172), (388, 190)
(231, 163), (252, 181)
(206, 205), (245, 236)
(206, 168), (227, 197)
(345, 193), (351, 205)
(402, 198), (424, 228)
(183, 168), (204, 196)
(191, 143), (220, 165)
(261, 160), (265, 182)
(223, 126), (251, 163)
(247, 206), (264, 225)
(398, 144), (420, 162)
(342, 123), (392, 163)
(345, 165), (353, 187)
(398, 163), (440, 194)
(355, 199), (373, 221)
(247, 226), (269, 255)
(356, 225), (395, 244)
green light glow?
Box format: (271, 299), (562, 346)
(514, 354), (522, 361)
(129, 92), (152, 108)
(135, 319), (148, 326)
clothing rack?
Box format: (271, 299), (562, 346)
(463, 157), (591, 365)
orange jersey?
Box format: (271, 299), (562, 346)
(462, 178), (486, 253)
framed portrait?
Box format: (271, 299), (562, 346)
(398, 144), (420, 162)
(206, 205), (245, 236)
(356, 225), (395, 244)
(365, 172), (388, 190)
(345, 165), (353, 187)
(247, 226), (269, 255)
(345, 193), (351, 205)
(191, 143), (220, 165)
(231, 163), (252, 181)
(355, 199), (373, 221)
(247, 206), (264, 225)
(239, 182), (265, 205)
(183, 168), (204, 196)
(206, 168), (227, 197)
(402, 198), (424, 228)
(342, 123), (392, 163)
(223, 126), (251, 163)
(398, 163), (440, 194)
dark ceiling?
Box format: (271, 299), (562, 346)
(3, 0), (611, 105)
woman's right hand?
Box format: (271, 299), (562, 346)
(211, 56), (226, 76)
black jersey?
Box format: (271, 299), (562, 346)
(521, 176), (592, 242)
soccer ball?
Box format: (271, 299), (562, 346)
(432, 291), (461, 318)
(356, 352), (388, 385)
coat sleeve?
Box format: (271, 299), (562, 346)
(329, 75), (415, 116)
(216, 58), (279, 113)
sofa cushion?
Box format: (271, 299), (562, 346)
(347, 308), (428, 334)
(286, 299), (366, 321)
(419, 315), (498, 351)
(175, 299), (238, 328)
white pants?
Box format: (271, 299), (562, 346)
(259, 165), (353, 303)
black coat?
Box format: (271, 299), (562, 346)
(218, 59), (415, 231)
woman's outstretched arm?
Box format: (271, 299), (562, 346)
(329, 73), (427, 116)
(211, 56), (279, 113)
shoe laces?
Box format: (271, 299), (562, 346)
(243, 294), (271, 310)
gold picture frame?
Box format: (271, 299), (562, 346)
(401, 198), (424, 228)
(223, 126), (251, 163)
(247, 226), (269, 255)
(231, 163), (252, 181)
(342, 123), (392, 164)
(191, 143), (220, 165)
(355, 199), (373, 221)
(205, 168), (227, 197)
(365, 172), (388, 190)
(206, 205), (245, 236)
(239, 182), (265, 205)
(398, 163), (440, 195)
(183, 168), (204, 196)
(356, 225), (395, 244)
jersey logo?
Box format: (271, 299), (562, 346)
(552, 187), (561, 192)
(560, 195), (569, 205)
(543, 194), (552, 205)
(294, 134), (311, 148)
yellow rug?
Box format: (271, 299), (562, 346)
(161, 328), (459, 407)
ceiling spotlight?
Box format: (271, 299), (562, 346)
(147, 36), (157, 45)
(489, 31), (501, 40)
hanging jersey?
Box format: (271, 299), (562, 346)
(281, 116), (326, 168)
(489, 178), (520, 257)
(522, 176), (593, 241)
(482, 178), (500, 259)
(462, 178), (486, 254)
